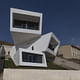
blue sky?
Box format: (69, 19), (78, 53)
(0, 0), (80, 45)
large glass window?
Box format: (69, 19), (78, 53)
(13, 19), (39, 30)
(48, 37), (58, 51)
(48, 43), (55, 51)
(22, 52), (42, 63)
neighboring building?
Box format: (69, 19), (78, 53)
(10, 8), (60, 67)
(0, 41), (14, 59)
(58, 45), (80, 59)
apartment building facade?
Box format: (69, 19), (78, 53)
(58, 45), (80, 59)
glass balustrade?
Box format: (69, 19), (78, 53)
(13, 20), (39, 30)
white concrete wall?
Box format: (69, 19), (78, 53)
(27, 32), (51, 51)
(10, 46), (17, 65)
(3, 69), (80, 80)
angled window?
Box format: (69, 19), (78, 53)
(48, 37), (58, 51)
(22, 52), (42, 63)
(13, 13), (40, 30)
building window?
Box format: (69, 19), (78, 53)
(32, 46), (34, 50)
(13, 19), (39, 30)
(22, 52), (42, 63)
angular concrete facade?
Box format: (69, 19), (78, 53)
(10, 8), (60, 67)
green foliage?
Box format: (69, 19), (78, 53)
(4, 58), (67, 70)
(4, 58), (17, 68)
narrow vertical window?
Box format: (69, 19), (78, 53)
(32, 46), (34, 50)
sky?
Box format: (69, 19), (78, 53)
(0, 0), (80, 45)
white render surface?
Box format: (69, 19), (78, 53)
(27, 32), (52, 51)
(11, 31), (40, 45)
(3, 69), (80, 80)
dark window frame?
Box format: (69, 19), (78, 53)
(13, 19), (39, 30)
(22, 52), (43, 63)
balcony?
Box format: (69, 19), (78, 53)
(13, 20), (39, 30)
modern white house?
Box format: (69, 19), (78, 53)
(10, 8), (60, 67)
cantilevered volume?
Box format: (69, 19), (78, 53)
(10, 8), (60, 67)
